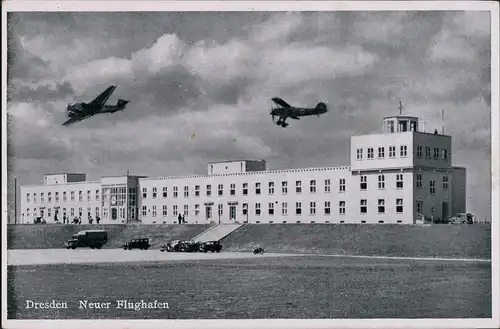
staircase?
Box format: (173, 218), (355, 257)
(192, 223), (245, 242)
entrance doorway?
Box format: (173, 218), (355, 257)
(205, 206), (212, 221)
(111, 208), (118, 220)
(442, 202), (449, 222)
(229, 206), (236, 221)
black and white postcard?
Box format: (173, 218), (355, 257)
(2, 1), (499, 329)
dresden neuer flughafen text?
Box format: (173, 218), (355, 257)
(25, 299), (170, 311)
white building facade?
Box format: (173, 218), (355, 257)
(19, 115), (466, 225)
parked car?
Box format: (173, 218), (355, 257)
(160, 240), (181, 252)
(177, 240), (202, 252)
(253, 247), (265, 255)
(65, 230), (108, 249)
(199, 241), (222, 253)
(123, 238), (150, 250)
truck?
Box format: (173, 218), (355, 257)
(65, 230), (108, 249)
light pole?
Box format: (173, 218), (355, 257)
(218, 204), (221, 224)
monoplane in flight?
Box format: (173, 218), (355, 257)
(62, 85), (129, 126)
(270, 97), (328, 128)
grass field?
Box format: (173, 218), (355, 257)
(7, 256), (491, 319)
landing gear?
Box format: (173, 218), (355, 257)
(276, 120), (289, 128)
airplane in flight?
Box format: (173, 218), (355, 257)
(270, 97), (328, 127)
(62, 85), (129, 126)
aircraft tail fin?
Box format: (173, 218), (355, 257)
(316, 102), (327, 110)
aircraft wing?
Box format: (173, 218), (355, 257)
(62, 116), (85, 126)
(89, 85), (117, 106)
(272, 97), (291, 108)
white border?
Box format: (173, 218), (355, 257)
(2, 1), (499, 329)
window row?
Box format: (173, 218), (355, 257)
(141, 199), (405, 217)
(356, 145), (408, 160)
(26, 190), (102, 203)
(415, 174), (449, 194)
(25, 206), (101, 219)
(360, 174), (404, 190)
(416, 145), (448, 160)
(141, 179), (348, 199)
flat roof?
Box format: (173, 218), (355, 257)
(383, 115), (419, 120)
(44, 173), (86, 176)
(207, 159), (266, 164)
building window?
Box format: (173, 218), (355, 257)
(425, 146), (431, 158)
(194, 185), (200, 197)
(95, 207), (99, 217)
(184, 205), (188, 216)
(296, 202), (302, 215)
(71, 191), (76, 201)
(184, 186), (189, 198)
(430, 180), (436, 194)
(27, 193), (31, 203)
(163, 186), (168, 198)
(173, 186), (178, 198)
(416, 174), (422, 188)
(55, 192), (59, 202)
(442, 176), (448, 190)
(218, 184), (223, 196)
(442, 149), (448, 160)
(416, 200), (423, 214)
(269, 182), (275, 195)
(71, 208), (75, 217)
(396, 199), (403, 213)
(378, 147), (385, 158)
(356, 148), (363, 160)
(268, 203), (274, 215)
(389, 146), (396, 158)
(206, 185), (211, 196)
(152, 205), (157, 217)
(255, 203), (261, 216)
(400, 145), (407, 157)
(218, 204), (223, 216)
(48, 192), (52, 203)
(162, 205), (168, 216)
(33, 193), (37, 203)
(230, 184), (236, 196)
(339, 178), (346, 192)
(324, 201), (331, 215)
(152, 187), (157, 199)
(310, 202), (316, 215)
(41, 193), (45, 203)
(310, 180), (316, 193)
(63, 192), (67, 202)
(416, 145), (423, 158)
(142, 206), (147, 217)
(396, 174), (404, 188)
(84, 190), (89, 201)
(48, 208), (52, 217)
(142, 188), (147, 199)
(296, 180), (302, 193)
(173, 205), (178, 216)
(242, 203), (248, 215)
(95, 190), (100, 201)
(339, 201), (346, 215)
(367, 147), (374, 159)
(378, 175), (385, 189)
(281, 202), (287, 215)
(255, 182), (261, 195)
(360, 199), (367, 213)
(282, 181), (288, 194)
(324, 179), (331, 192)
(378, 199), (385, 213)
(195, 204), (200, 216)
(242, 183), (248, 195)
(433, 147), (439, 159)
(360, 176), (367, 190)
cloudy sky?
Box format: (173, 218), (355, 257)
(6, 10), (492, 220)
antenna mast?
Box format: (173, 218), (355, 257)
(398, 101), (404, 115)
(441, 109), (445, 134)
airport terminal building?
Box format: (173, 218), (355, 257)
(19, 115), (466, 225)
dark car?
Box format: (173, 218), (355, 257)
(177, 240), (202, 252)
(253, 247), (265, 255)
(199, 241), (222, 253)
(123, 238), (150, 250)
